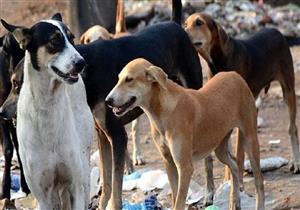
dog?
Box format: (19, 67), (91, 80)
(1, 13), (94, 209)
(80, 0), (144, 167)
(106, 58), (265, 210)
(76, 0), (202, 208)
(185, 13), (300, 178)
(0, 33), (29, 199)
(80, 0), (129, 44)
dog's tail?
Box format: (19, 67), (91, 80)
(284, 35), (300, 47)
(115, 0), (126, 34)
(172, 0), (182, 24)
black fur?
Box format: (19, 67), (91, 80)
(0, 33), (29, 199)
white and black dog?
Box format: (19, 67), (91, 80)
(1, 14), (94, 209)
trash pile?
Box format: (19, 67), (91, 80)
(125, 0), (300, 39)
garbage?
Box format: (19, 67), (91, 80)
(90, 150), (100, 167)
(90, 166), (100, 198)
(137, 170), (168, 192)
(205, 205), (220, 210)
(244, 156), (288, 172)
(122, 195), (162, 210)
(268, 139), (281, 145)
(11, 174), (20, 192)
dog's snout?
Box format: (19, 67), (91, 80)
(75, 59), (86, 71)
(105, 97), (114, 107)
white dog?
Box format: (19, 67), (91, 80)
(1, 14), (94, 209)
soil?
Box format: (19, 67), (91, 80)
(0, 0), (300, 209)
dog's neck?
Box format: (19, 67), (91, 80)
(140, 81), (181, 134)
(23, 51), (64, 106)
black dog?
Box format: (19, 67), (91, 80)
(76, 0), (202, 208)
(0, 33), (29, 199)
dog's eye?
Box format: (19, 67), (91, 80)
(125, 77), (133, 83)
(195, 19), (204, 26)
(50, 36), (61, 46)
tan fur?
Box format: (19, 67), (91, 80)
(79, 0), (129, 44)
(107, 58), (265, 210)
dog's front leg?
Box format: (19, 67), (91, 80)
(204, 155), (215, 206)
(169, 139), (193, 210)
(105, 110), (128, 210)
(97, 129), (112, 210)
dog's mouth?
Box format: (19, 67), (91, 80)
(111, 96), (137, 116)
(193, 41), (203, 47)
(51, 66), (80, 83)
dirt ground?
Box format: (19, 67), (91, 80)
(0, 0), (300, 209)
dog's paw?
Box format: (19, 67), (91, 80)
(289, 160), (300, 174)
(203, 193), (214, 207)
(124, 162), (134, 175)
(133, 154), (145, 166)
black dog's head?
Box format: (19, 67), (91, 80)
(0, 58), (23, 120)
(1, 13), (86, 84)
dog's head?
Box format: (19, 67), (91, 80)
(184, 12), (228, 60)
(105, 58), (167, 116)
(80, 25), (112, 44)
(1, 13), (86, 84)
(0, 58), (24, 120)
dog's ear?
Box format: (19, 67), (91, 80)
(216, 23), (228, 47)
(51, 13), (63, 22)
(1, 19), (31, 50)
(0, 35), (4, 47)
(146, 66), (167, 89)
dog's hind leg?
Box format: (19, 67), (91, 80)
(0, 121), (13, 199)
(203, 155), (215, 206)
(240, 127), (265, 210)
(215, 132), (241, 210)
(131, 117), (145, 166)
(278, 74), (300, 173)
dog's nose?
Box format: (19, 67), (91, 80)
(105, 97), (114, 107)
(75, 59), (86, 71)
(0, 107), (6, 119)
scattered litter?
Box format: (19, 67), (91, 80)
(205, 205), (220, 210)
(244, 156), (288, 172)
(90, 150), (100, 167)
(90, 166), (100, 198)
(257, 117), (266, 128)
(214, 181), (256, 210)
(137, 170), (168, 192)
(11, 174), (20, 192)
(122, 195), (162, 210)
(186, 180), (205, 205)
(268, 139), (281, 145)
(271, 191), (300, 210)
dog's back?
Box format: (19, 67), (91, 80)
(78, 21), (202, 109)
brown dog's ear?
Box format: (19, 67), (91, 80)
(146, 66), (167, 89)
(1, 19), (31, 50)
(216, 23), (228, 48)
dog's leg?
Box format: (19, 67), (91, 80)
(0, 121), (13, 200)
(279, 79), (300, 173)
(235, 129), (245, 191)
(204, 155), (214, 206)
(131, 117), (145, 165)
(215, 133), (241, 210)
(158, 143), (178, 206)
(105, 109), (128, 210)
(169, 139), (193, 210)
(124, 149), (134, 174)
(9, 121), (30, 195)
(97, 129), (112, 210)
(240, 128), (265, 210)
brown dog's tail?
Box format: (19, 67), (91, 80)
(172, 0), (182, 24)
(115, 0), (126, 34)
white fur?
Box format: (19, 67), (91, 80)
(17, 20), (94, 209)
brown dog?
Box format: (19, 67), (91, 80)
(80, 0), (129, 44)
(185, 12), (300, 176)
(106, 58), (265, 210)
